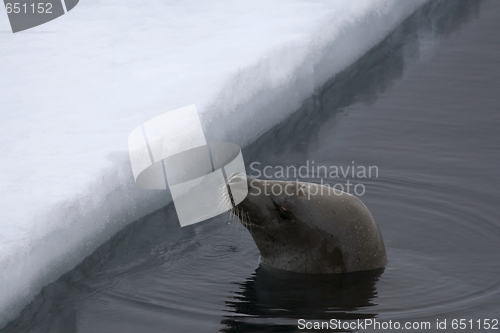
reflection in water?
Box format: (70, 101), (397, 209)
(242, 0), (481, 165)
(221, 266), (383, 332)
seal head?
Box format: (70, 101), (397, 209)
(228, 173), (387, 274)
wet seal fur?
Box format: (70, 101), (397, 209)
(227, 173), (387, 274)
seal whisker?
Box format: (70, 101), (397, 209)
(217, 181), (236, 214)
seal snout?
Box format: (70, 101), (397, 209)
(227, 172), (254, 195)
(227, 173), (263, 226)
(226, 173), (253, 208)
(227, 172), (247, 186)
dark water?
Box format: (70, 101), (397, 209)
(3, 0), (499, 332)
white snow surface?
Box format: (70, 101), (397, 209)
(0, 0), (427, 327)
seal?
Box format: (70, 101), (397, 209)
(227, 173), (387, 274)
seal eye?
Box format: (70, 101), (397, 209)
(278, 206), (288, 219)
(278, 207), (288, 219)
(272, 201), (293, 221)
